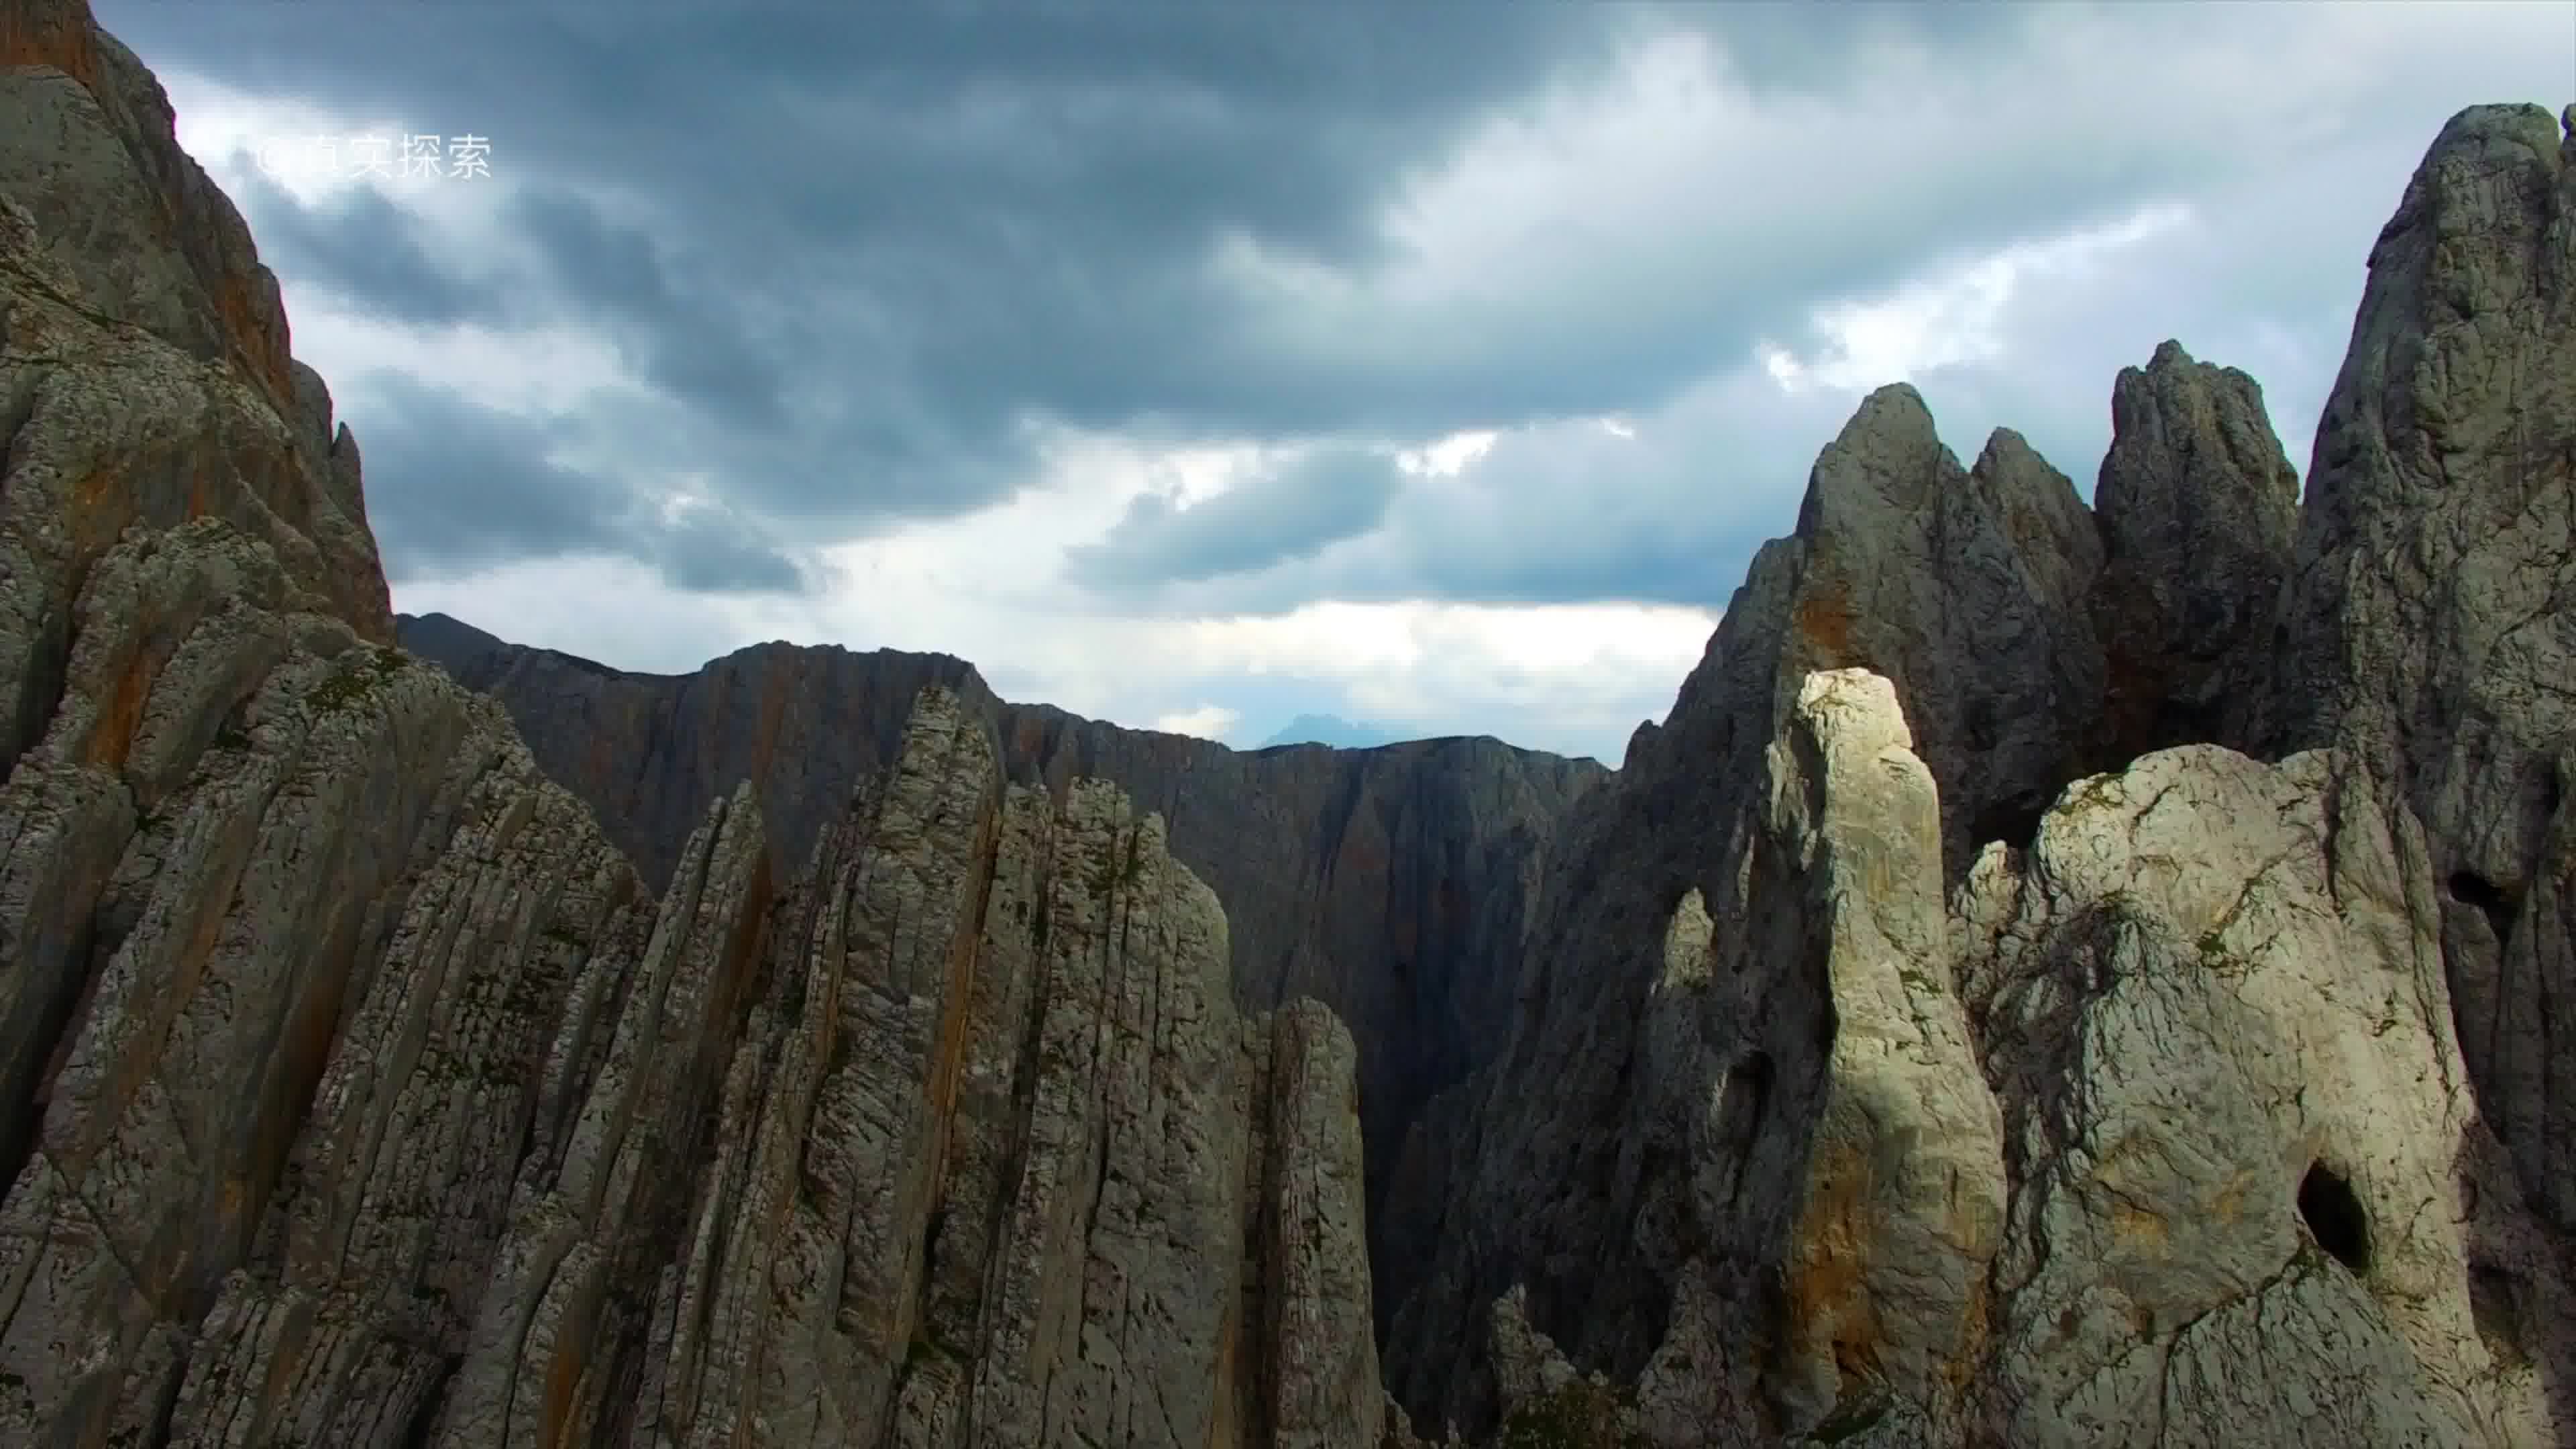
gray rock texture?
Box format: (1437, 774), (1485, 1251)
(1397, 662), (2574, 1444)
(2253, 103), (2576, 1250)
(1378, 380), (2123, 1434)
(0, 0), (390, 698)
(393, 612), (1602, 1301)
(8, 3), (2576, 1445)
(2089, 339), (2301, 768)
(1950, 739), (2565, 1448)
(1383, 102), (2576, 1448)
(439, 690), (1383, 1449)
(0, 7), (1386, 1445)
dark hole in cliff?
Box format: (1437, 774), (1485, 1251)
(2298, 1162), (2371, 1273)
(1970, 796), (2048, 856)
(2448, 871), (2517, 948)
(1719, 1053), (1775, 1207)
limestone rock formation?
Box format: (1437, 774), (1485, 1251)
(0, 7), (1385, 1444)
(1949, 738), (2564, 1447)
(2257, 103), (2576, 1245)
(2089, 339), (2300, 767)
(1378, 381), (2121, 1432)
(1383, 103), (2576, 1449)
(1396, 657), (2573, 1444)
(1762, 391), (2109, 881)
(433, 690), (1384, 1449)
(7, 1), (2575, 1444)
(392, 611), (1602, 1285)
(0, 0), (391, 668)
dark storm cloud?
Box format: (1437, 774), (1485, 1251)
(231, 170), (501, 328)
(97, 1), (1633, 558)
(97, 0), (2573, 613)
(97, 5), (2150, 518)
(506, 189), (788, 429)
(350, 374), (813, 594)
(1654, 1), (2039, 95)
(1091, 136), (2405, 625)
(1064, 446), (1403, 589)
(351, 374), (631, 577)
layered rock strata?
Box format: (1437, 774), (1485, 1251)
(0, 8), (1385, 1445)
(393, 612), (1600, 1299)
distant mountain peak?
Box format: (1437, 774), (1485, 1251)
(1256, 713), (1397, 750)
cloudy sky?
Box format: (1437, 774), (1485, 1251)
(96, 1), (2573, 762)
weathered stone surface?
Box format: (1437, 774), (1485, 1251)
(0, 538), (679, 1445)
(1448, 672), (2007, 1446)
(536, 689), (1388, 1449)
(1381, 383), (2115, 1434)
(0, 8), (1386, 1445)
(1402, 663), (2573, 1445)
(1770, 393), (2110, 879)
(11, 5), (2576, 1444)
(2255, 103), (2576, 1248)
(1385, 100), (2576, 1448)
(396, 610), (1602, 1299)
(0, 0), (390, 681)
(1954, 743), (2563, 1446)
(2089, 339), (2300, 767)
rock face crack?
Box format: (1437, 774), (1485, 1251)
(392, 614), (1602, 1323)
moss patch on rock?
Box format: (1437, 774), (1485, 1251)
(308, 645), (407, 714)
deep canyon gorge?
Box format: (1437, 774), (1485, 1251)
(2, 2), (2573, 1443)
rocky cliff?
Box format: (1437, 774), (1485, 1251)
(1381, 103), (2576, 1447)
(0, 5), (1385, 1445)
(390, 612), (1602, 1293)
(5, 1), (2574, 1444)
(2254, 103), (2576, 1252)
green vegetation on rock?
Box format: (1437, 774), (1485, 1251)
(308, 645), (407, 714)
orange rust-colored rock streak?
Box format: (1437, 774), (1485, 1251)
(0, 0), (101, 90)
(1784, 1142), (1885, 1396)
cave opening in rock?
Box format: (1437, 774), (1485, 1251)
(2449, 871), (2508, 911)
(2298, 1162), (2371, 1273)
(1717, 1052), (1775, 1209)
(2448, 871), (2517, 947)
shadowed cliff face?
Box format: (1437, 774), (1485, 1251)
(0, 5), (1389, 1445)
(392, 611), (1603, 1320)
(1381, 103), (2576, 1448)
